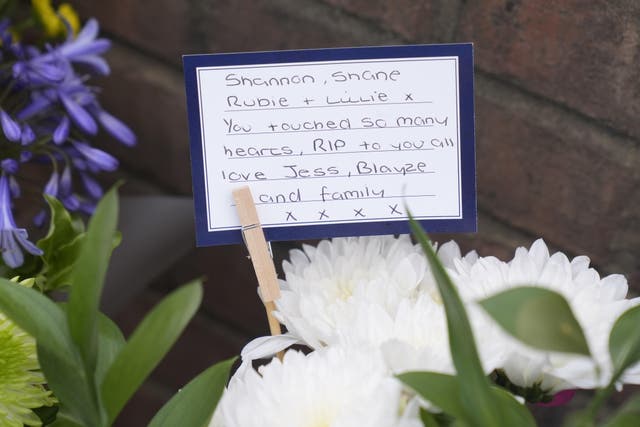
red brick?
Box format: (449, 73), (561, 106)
(74, 0), (402, 65)
(433, 211), (538, 262)
(93, 43), (193, 194)
(474, 74), (640, 287)
(456, 0), (640, 139)
(321, 0), (462, 41)
(150, 243), (297, 336)
(187, 0), (402, 52)
(151, 313), (244, 390)
(73, 0), (191, 63)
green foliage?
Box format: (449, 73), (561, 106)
(2, 191), (639, 426)
(609, 305), (640, 383)
(419, 409), (456, 427)
(407, 214), (534, 427)
(101, 281), (203, 423)
(0, 195), (87, 291)
(0, 188), (233, 426)
(567, 305), (640, 427)
(67, 186), (119, 380)
(398, 372), (471, 425)
(148, 357), (236, 427)
(405, 215), (640, 427)
(399, 371), (536, 427)
(479, 286), (590, 356)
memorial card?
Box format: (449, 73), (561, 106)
(183, 44), (476, 245)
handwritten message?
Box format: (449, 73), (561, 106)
(185, 46), (475, 244)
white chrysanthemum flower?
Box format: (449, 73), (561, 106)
(448, 238), (640, 396)
(211, 347), (421, 427)
(271, 236), (503, 376)
(275, 236), (428, 348)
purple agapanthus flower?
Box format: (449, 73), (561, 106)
(89, 105), (136, 146)
(1, 109), (21, 142)
(56, 18), (111, 75)
(0, 174), (43, 268)
(0, 15), (135, 267)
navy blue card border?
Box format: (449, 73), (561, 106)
(183, 43), (477, 246)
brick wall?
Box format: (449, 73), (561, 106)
(72, 1), (640, 425)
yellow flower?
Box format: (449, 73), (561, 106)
(57, 4), (80, 35)
(31, 0), (60, 37)
(31, 0), (80, 37)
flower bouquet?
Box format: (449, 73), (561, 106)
(208, 220), (640, 427)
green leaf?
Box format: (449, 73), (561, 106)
(479, 286), (590, 356)
(609, 305), (640, 381)
(0, 278), (71, 358)
(491, 386), (537, 427)
(95, 313), (126, 385)
(33, 404), (59, 425)
(0, 278), (101, 424)
(101, 281), (203, 423)
(148, 357), (236, 427)
(38, 195), (81, 256)
(602, 395), (640, 427)
(67, 185), (120, 373)
(419, 408), (441, 427)
(408, 215), (500, 426)
(43, 234), (85, 290)
(47, 409), (86, 427)
(37, 344), (103, 426)
(398, 371), (536, 427)
(398, 372), (471, 424)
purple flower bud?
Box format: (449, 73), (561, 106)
(8, 175), (20, 198)
(53, 116), (70, 144)
(75, 55), (110, 75)
(95, 109), (136, 146)
(17, 94), (52, 121)
(62, 194), (80, 211)
(1, 158), (18, 174)
(20, 151), (33, 162)
(12, 59), (67, 85)
(59, 92), (98, 135)
(80, 173), (103, 199)
(73, 142), (118, 171)
(60, 165), (72, 195)
(33, 210), (47, 227)
(44, 171), (59, 196)
(72, 156), (87, 171)
(1, 110), (21, 142)
(0, 174), (42, 267)
(59, 19), (111, 59)
(79, 200), (96, 215)
(20, 123), (35, 145)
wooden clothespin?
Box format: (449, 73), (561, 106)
(233, 186), (283, 342)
